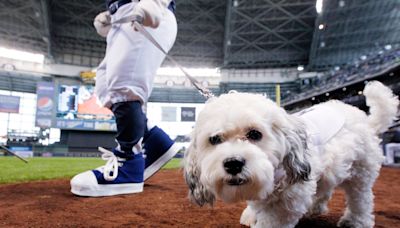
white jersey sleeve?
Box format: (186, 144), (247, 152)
(132, 0), (173, 28)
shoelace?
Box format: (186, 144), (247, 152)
(98, 147), (125, 181)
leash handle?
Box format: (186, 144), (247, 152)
(133, 21), (215, 99)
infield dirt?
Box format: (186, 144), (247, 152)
(0, 167), (399, 227)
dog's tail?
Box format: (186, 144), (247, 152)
(364, 81), (399, 134)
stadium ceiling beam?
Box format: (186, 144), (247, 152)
(263, 0), (314, 30)
(0, 2), (30, 17)
(228, 1), (314, 53)
(0, 0), (46, 53)
(229, 9), (305, 54)
(0, 3), (42, 37)
(53, 1), (103, 28)
(38, 0), (53, 61)
(309, 0), (400, 70)
(230, 17), (311, 56)
(173, 1), (225, 57)
(166, 10), (225, 65)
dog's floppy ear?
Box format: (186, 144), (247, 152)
(183, 132), (215, 206)
(273, 113), (311, 184)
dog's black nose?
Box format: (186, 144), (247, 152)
(223, 157), (245, 175)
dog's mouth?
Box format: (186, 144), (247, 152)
(225, 177), (248, 186)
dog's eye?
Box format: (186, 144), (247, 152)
(246, 129), (262, 141)
(209, 135), (222, 145)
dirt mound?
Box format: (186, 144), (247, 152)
(0, 167), (399, 227)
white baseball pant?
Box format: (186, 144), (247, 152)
(95, 1), (177, 108)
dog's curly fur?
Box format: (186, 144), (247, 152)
(183, 81), (399, 228)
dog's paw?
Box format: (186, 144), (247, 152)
(338, 214), (374, 228)
(337, 217), (356, 228)
(240, 206), (256, 227)
(307, 202), (329, 216)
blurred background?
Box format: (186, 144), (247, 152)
(0, 0), (399, 165)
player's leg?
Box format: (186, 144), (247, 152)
(109, 5), (179, 181)
(70, 101), (146, 197)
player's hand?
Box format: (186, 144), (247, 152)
(132, 0), (169, 28)
(93, 11), (111, 37)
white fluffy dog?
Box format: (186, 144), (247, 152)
(183, 81), (399, 228)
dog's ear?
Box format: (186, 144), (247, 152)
(273, 113), (311, 184)
(183, 133), (215, 206)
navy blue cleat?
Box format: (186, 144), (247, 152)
(70, 126), (179, 196)
(143, 126), (180, 180)
(70, 147), (144, 197)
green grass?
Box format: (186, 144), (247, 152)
(162, 157), (183, 169)
(0, 157), (182, 184)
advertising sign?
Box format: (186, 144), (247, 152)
(9, 146), (33, 158)
(54, 85), (115, 131)
(0, 95), (20, 113)
(35, 82), (56, 128)
(181, 107), (196, 122)
(162, 107), (176, 122)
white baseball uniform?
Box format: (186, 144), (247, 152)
(95, 0), (177, 108)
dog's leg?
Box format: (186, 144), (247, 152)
(253, 200), (306, 228)
(338, 162), (380, 228)
(307, 190), (333, 216)
(240, 203), (257, 227)
(253, 182), (316, 228)
(307, 177), (335, 216)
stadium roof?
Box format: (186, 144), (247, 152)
(0, 0), (399, 70)
(0, 0), (315, 69)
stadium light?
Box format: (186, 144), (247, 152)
(0, 46), (44, 64)
(297, 65), (304, 71)
(316, 0), (323, 14)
